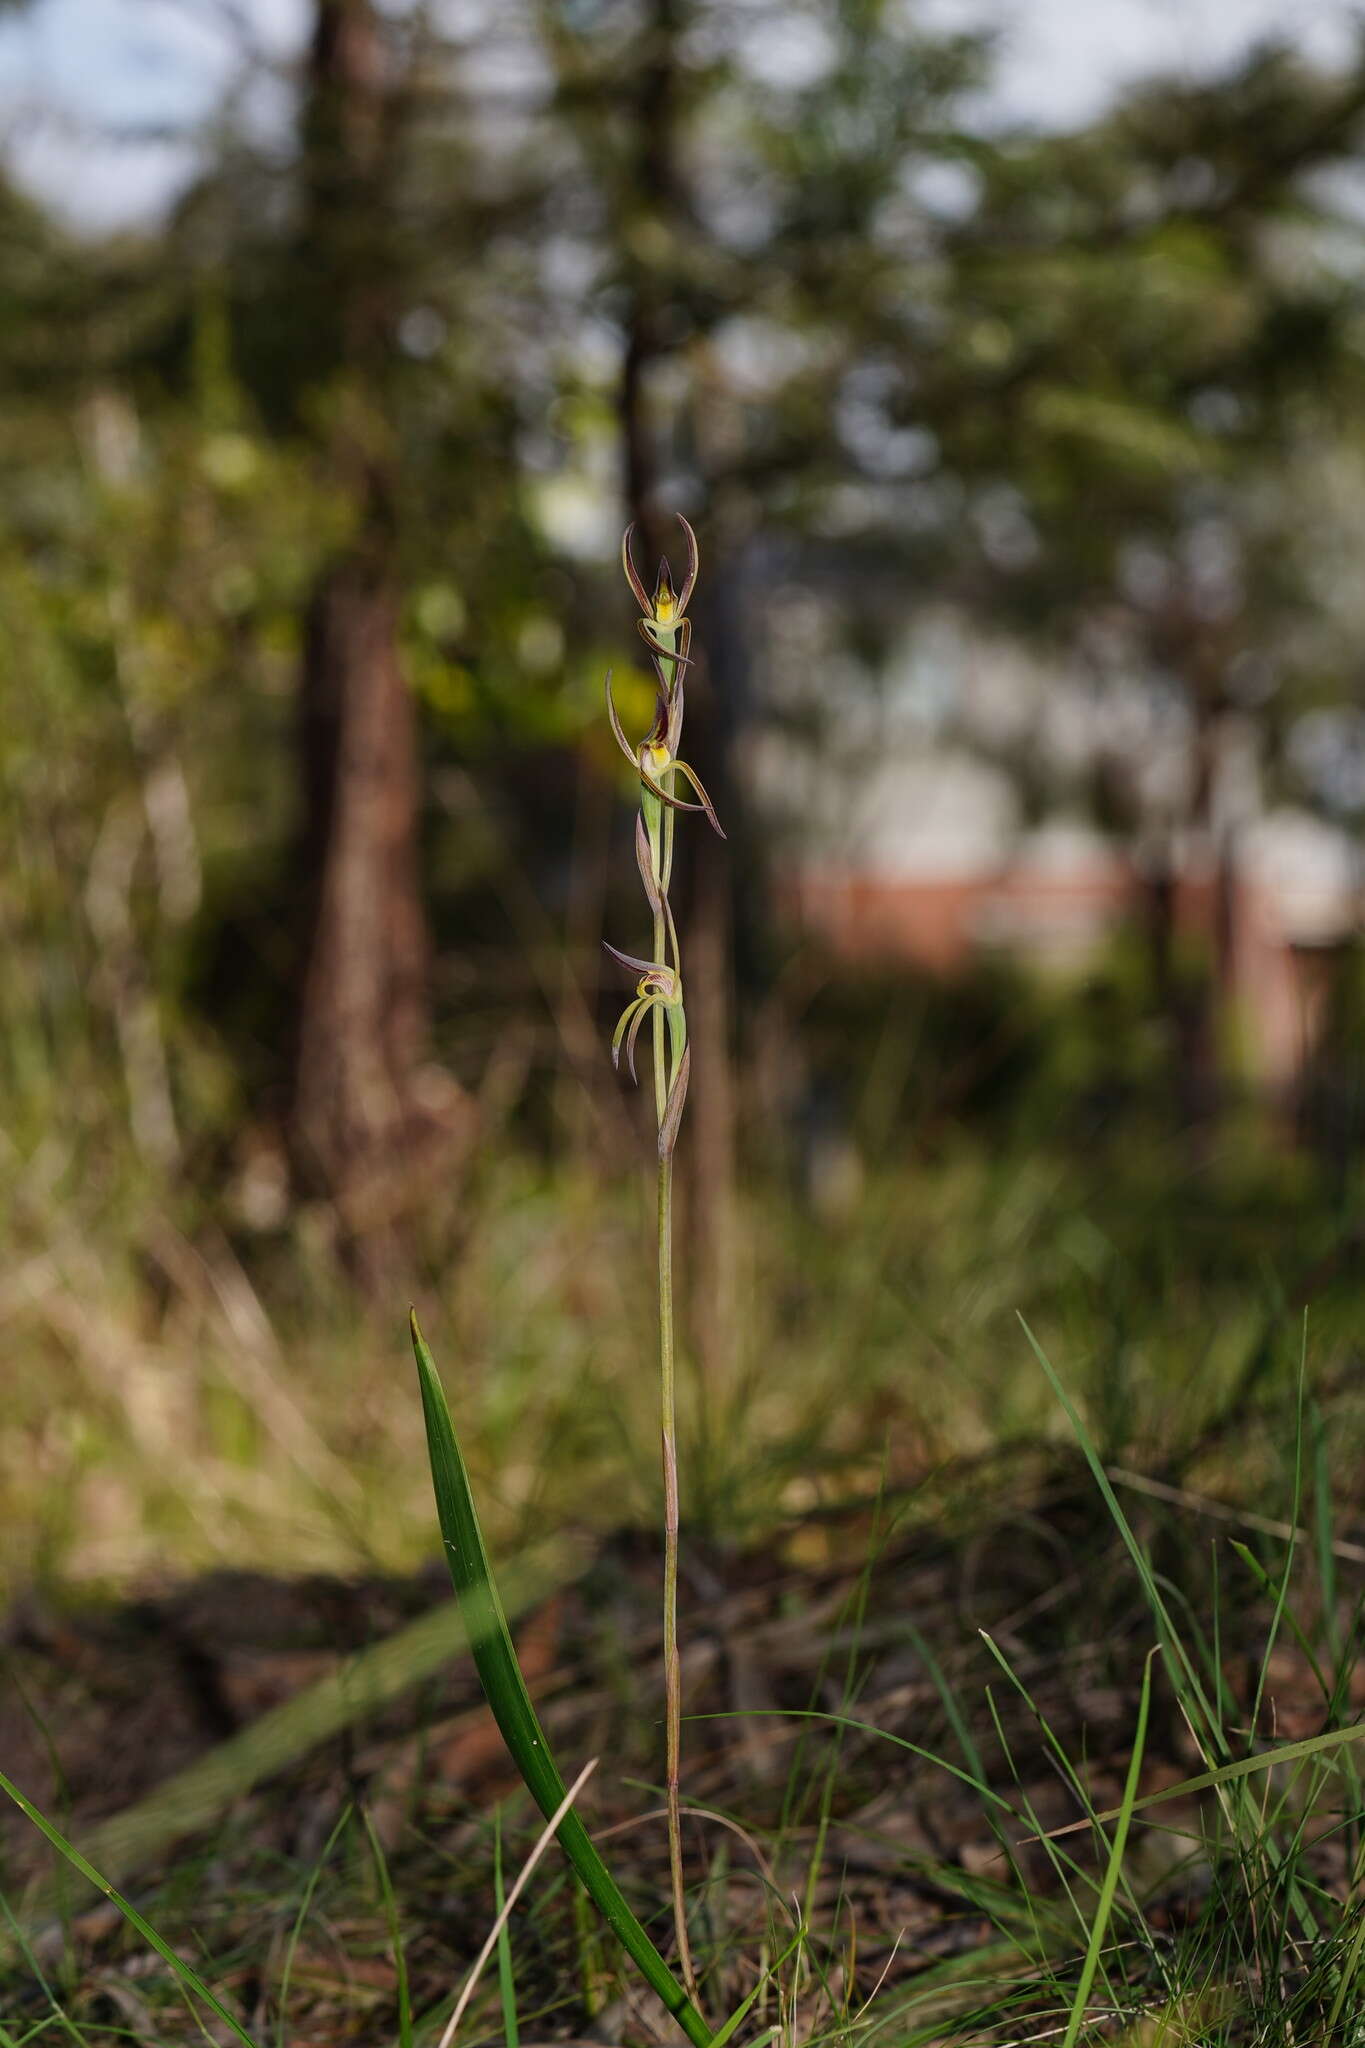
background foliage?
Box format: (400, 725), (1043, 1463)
(1, 0), (1364, 1596)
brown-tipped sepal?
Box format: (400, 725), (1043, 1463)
(637, 756), (726, 839)
(604, 670), (639, 769)
(621, 523), (652, 615)
(674, 515), (699, 615)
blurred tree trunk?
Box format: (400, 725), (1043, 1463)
(1152, 603), (1241, 1135)
(290, 0), (431, 1292)
(618, 0), (681, 561)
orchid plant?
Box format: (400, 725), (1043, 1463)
(604, 516), (725, 1997)
(408, 520), (725, 2045)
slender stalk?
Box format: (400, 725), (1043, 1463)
(653, 805), (694, 1998)
(657, 1147), (695, 2001)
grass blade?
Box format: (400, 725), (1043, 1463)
(0, 1894), (85, 2048)
(277, 1802), (352, 2048)
(1037, 1716), (1365, 1841)
(0, 1767), (258, 2048)
(410, 1312), (711, 2048)
(1061, 1649), (1153, 2048)
(362, 1809), (413, 2048)
(709, 1924), (806, 2048)
(493, 1809), (519, 2048)
(1018, 1315), (1223, 1757)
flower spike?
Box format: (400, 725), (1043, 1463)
(603, 513), (718, 1998)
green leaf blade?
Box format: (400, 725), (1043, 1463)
(410, 1313), (711, 2048)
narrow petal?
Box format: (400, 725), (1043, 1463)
(624, 995), (654, 1082)
(637, 618), (695, 674)
(603, 938), (657, 978)
(604, 672), (638, 768)
(638, 763), (713, 821)
(672, 759), (726, 839)
(675, 515), (699, 615)
(621, 524), (651, 614)
(612, 996), (645, 1075)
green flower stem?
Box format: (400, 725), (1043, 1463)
(657, 1144), (693, 2003)
(648, 764), (694, 2000)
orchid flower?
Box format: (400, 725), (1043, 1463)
(603, 667), (725, 839)
(605, 943), (681, 1083)
(622, 514), (698, 693)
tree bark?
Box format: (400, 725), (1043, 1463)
(289, 0), (432, 1290)
(293, 552), (430, 1270)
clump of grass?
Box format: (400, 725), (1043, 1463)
(4, 1385), (1365, 2042)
